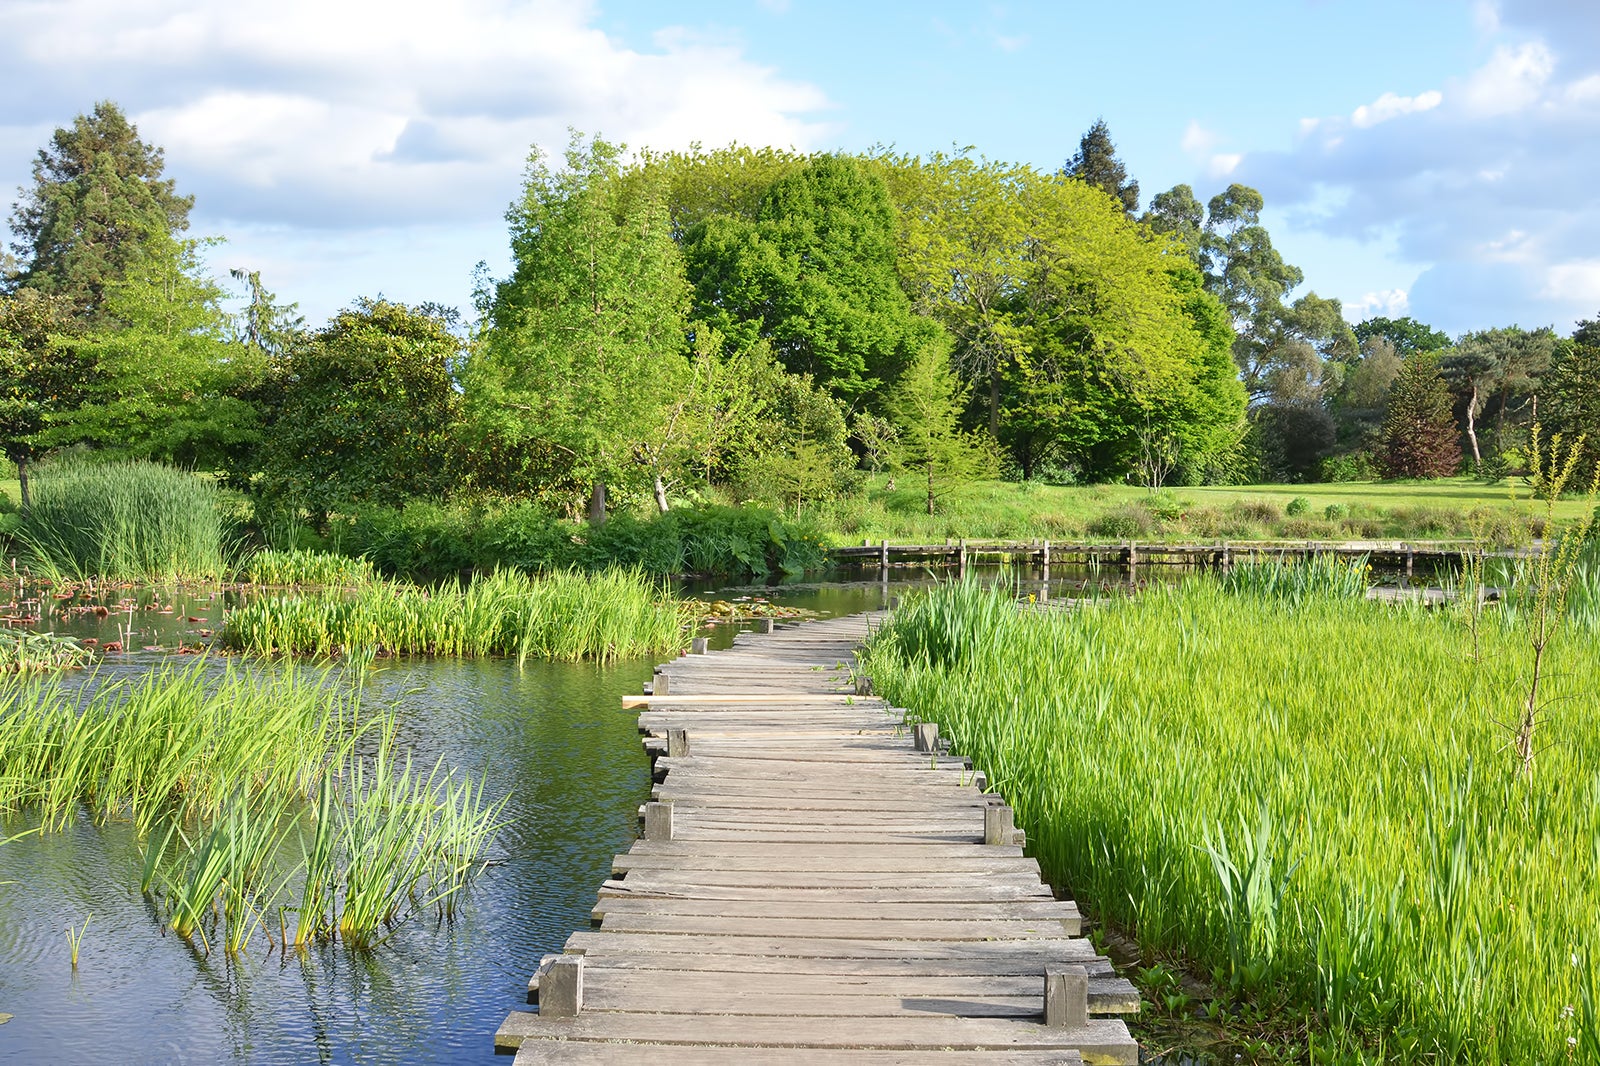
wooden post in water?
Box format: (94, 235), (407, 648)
(667, 728), (689, 758)
(643, 801), (673, 841)
(1044, 965), (1088, 1028)
(913, 722), (939, 753)
(690, 637), (708, 655)
(540, 957), (584, 1018)
(1406, 544), (1415, 580)
(760, 617), (775, 634)
(984, 804), (1016, 845)
(652, 671), (669, 696)
(879, 539), (890, 573)
(958, 539), (968, 575)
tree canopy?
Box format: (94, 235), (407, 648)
(6, 101), (193, 322)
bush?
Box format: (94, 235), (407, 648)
(1086, 504), (1155, 540)
(344, 502), (477, 580)
(19, 459), (231, 581)
(1320, 452), (1377, 483)
(1323, 503), (1349, 521)
(1285, 496), (1311, 517)
(1229, 498), (1283, 525)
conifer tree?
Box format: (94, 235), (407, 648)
(6, 101), (193, 321)
(1380, 352), (1460, 478)
(887, 335), (996, 514)
(1064, 119), (1139, 215)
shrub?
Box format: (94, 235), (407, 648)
(1323, 503), (1349, 521)
(344, 502), (478, 580)
(1282, 517), (1338, 539)
(1285, 496), (1311, 517)
(1229, 498), (1283, 525)
(1086, 504), (1155, 540)
(19, 459), (231, 581)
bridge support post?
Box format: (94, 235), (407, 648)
(913, 721), (939, 753)
(1044, 964), (1088, 1028)
(540, 957), (584, 1018)
(644, 801), (674, 841)
(652, 670), (669, 695)
(984, 804), (1016, 845)
(667, 728), (689, 758)
(690, 637), (708, 655)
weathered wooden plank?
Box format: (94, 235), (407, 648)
(594, 913), (1081, 939)
(546, 948), (1111, 979)
(613, 853), (1042, 876)
(563, 931), (1095, 960)
(495, 1011), (1137, 1063)
(513, 1044), (1084, 1065)
(592, 898), (1080, 922)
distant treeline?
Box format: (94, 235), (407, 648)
(3, 103), (1596, 529)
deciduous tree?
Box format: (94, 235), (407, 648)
(467, 133), (692, 521)
(0, 288), (83, 510)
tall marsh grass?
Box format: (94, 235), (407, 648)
(243, 548), (378, 587)
(0, 661), (503, 951)
(221, 568), (689, 663)
(18, 459), (231, 581)
(864, 577), (1600, 1061)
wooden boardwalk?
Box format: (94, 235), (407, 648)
(495, 614), (1139, 1064)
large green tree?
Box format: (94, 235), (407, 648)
(1380, 352), (1460, 479)
(0, 288), (84, 510)
(684, 153), (931, 402)
(1354, 315), (1450, 357)
(254, 298), (460, 514)
(45, 237), (263, 470)
(6, 101), (193, 321)
(1544, 315), (1600, 475)
(466, 134), (692, 521)
(1064, 118), (1139, 215)
(1444, 326), (1558, 468)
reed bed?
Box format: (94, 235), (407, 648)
(0, 629), (92, 672)
(243, 548), (379, 588)
(18, 459), (232, 582)
(0, 661), (503, 951)
(221, 567), (689, 663)
(863, 577), (1600, 1062)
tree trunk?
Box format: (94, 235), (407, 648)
(1465, 385), (1481, 467)
(926, 463), (935, 516)
(653, 475), (670, 514)
(989, 369), (1001, 437)
(17, 456), (30, 515)
(587, 482), (608, 526)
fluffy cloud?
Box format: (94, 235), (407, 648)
(0, 0), (831, 231)
(1232, 3), (1600, 334)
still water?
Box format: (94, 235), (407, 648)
(0, 576), (901, 1066)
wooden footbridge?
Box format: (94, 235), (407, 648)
(495, 613), (1139, 1063)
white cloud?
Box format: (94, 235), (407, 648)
(1181, 119), (1218, 155)
(0, 0), (833, 231)
(1347, 289), (1411, 322)
(1229, 12), (1600, 334)
(1542, 260), (1600, 304)
(1350, 90), (1442, 129)
(1209, 153), (1242, 177)
(1459, 42), (1554, 116)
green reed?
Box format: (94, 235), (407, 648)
(0, 659), (504, 953)
(18, 459), (233, 582)
(0, 630), (92, 673)
(243, 548), (379, 588)
(863, 576), (1600, 1062)
(221, 567), (689, 663)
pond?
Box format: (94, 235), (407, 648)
(0, 576), (900, 1065)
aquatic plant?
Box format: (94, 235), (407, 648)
(863, 576), (1600, 1061)
(17, 459), (232, 582)
(243, 548), (378, 588)
(221, 567), (689, 663)
(0, 630), (91, 673)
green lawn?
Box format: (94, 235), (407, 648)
(813, 475), (1593, 545)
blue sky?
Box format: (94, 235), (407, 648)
(2, 0), (1597, 337)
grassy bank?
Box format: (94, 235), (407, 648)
(222, 567), (689, 662)
(814, 475), (1590, 546)
(862, 577), (1600, 1062)
(0, 662), (502, 950)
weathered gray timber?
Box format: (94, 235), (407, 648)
(495, 614), (1138, 1064)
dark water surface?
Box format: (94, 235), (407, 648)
(0, 578), (898, 1066)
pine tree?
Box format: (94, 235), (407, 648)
(1380, 352), (1461, 479)
(1544, 333), (1600, 476)
(1064, 119), (1139, 215)
(6, 101), (193, 321)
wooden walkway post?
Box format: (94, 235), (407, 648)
(1045, 965), (1089, 1028)
(539, 956), (584, 1018)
